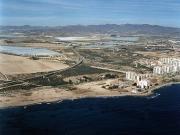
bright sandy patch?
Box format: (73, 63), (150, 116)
(0, 53), (68, 75)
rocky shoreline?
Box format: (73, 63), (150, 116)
(0, 82), (179, 109)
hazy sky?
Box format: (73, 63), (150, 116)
(1, 0), (180, 27)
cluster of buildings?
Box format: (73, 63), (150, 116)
(125, 72), (152, 82)
(153, 57), (180, 75)
(125, 72), (152, 89)
(125, 57), (180, 91)
(123, 56), (180, 93)
(137, 80), (150, 89)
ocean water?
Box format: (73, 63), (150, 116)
(0, 84), (180, 135)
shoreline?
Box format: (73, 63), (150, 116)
(149, 81), (180, 93)
(0, 82), (179, 109)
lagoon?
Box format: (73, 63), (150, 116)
(0, 45), (60, 56)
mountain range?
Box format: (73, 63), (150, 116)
(1, 24), (180, 37)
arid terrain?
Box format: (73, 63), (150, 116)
(0, 25), (180, 108)
(0, 53), (69, 75)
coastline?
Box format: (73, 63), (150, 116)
(0, 82), (179, 109)
(149, 82), (180, 93)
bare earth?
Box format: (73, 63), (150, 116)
(0, 80), (131, 108)
(0, 80), (178, 108)
(0, 53), (69, 75)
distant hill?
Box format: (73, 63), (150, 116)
(1, 24), (180, 37)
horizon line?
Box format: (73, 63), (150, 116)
(0, 23), (180, 29)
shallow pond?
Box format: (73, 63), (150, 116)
(0, 45), (61, 56)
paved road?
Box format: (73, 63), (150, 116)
(90, 66), (126, 74)
(0, 48), (84, 90)
(0, 72), (8, 81)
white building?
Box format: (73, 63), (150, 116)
(126, 72), (152, 81)
(160, 57), (171, 64)
(126, 72), (136, 81)
(153, 66), (162, 75)
(153, 65), (174, 75)
(162, 65), (173, 74)
(137, 80), (149, 89)
(154, 57), (180, 75)
(160, 57), (180, 67)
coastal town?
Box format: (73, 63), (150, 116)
(0, 25), (180, 107)
(1, 1), (180, 135)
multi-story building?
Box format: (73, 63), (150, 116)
(160, 58), (180, 67)
(137, 79), (150, 89)
(153, 66), (162, 74)
(126, 72), (152, 81)
(153, 57), (180, 75)
(126, 72), (136, 81)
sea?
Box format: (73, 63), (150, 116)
(0, 84), (180, 135)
